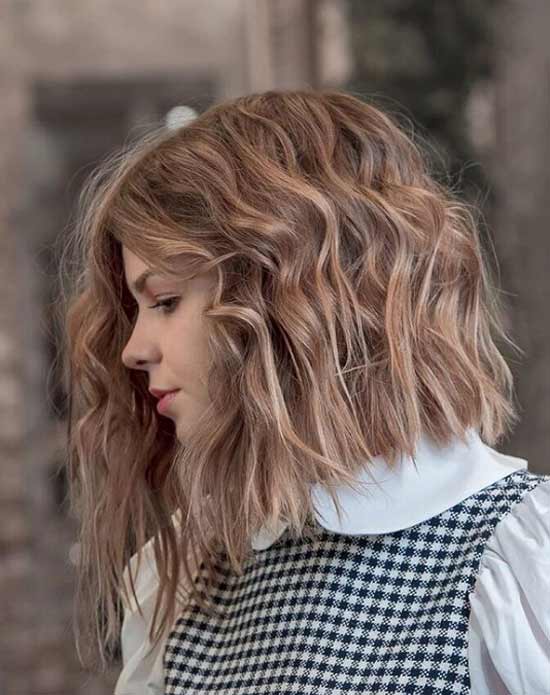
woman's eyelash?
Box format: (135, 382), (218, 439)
(148, 297), (180, 314)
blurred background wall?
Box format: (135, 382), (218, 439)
(0, 0), (548, 692)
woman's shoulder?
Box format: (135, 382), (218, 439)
(468, 472), (550, 695)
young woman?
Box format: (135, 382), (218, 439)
(57, 89), (550, 694)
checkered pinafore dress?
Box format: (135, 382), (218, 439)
(164, 469), (547, 694)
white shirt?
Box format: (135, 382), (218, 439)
(114, 427), (550, 694)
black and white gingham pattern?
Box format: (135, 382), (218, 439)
(164, 469), (548, 694)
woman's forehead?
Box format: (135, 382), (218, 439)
(122, 245), (148, 273)
(121, 244), (217, 294)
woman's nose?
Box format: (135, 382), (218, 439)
(121, 336), (159, 371)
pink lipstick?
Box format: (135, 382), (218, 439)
(156, 390), (180, 415)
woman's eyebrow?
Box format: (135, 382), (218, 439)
(131, 269), (161, 294)
(129, 261), (198, 295)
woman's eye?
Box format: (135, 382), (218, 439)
(148, 297), (180, 314)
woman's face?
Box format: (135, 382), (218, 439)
(121, 245), (217, 442)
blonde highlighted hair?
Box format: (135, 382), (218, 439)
(55, 88), (522, 669)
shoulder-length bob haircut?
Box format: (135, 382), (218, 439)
(56, 88), (521, 669)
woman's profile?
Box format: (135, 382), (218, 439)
(56, 88), (550, 694)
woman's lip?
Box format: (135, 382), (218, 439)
(156, 390), (180, 415)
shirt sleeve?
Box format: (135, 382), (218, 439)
(114, 539), (166, 695)
(468, 476), (550, 695)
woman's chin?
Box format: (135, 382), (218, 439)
(175, 419), (187, 444)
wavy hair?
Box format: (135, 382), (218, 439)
(55, 88), (522, 669)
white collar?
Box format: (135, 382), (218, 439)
(251, 427), (527, 551)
